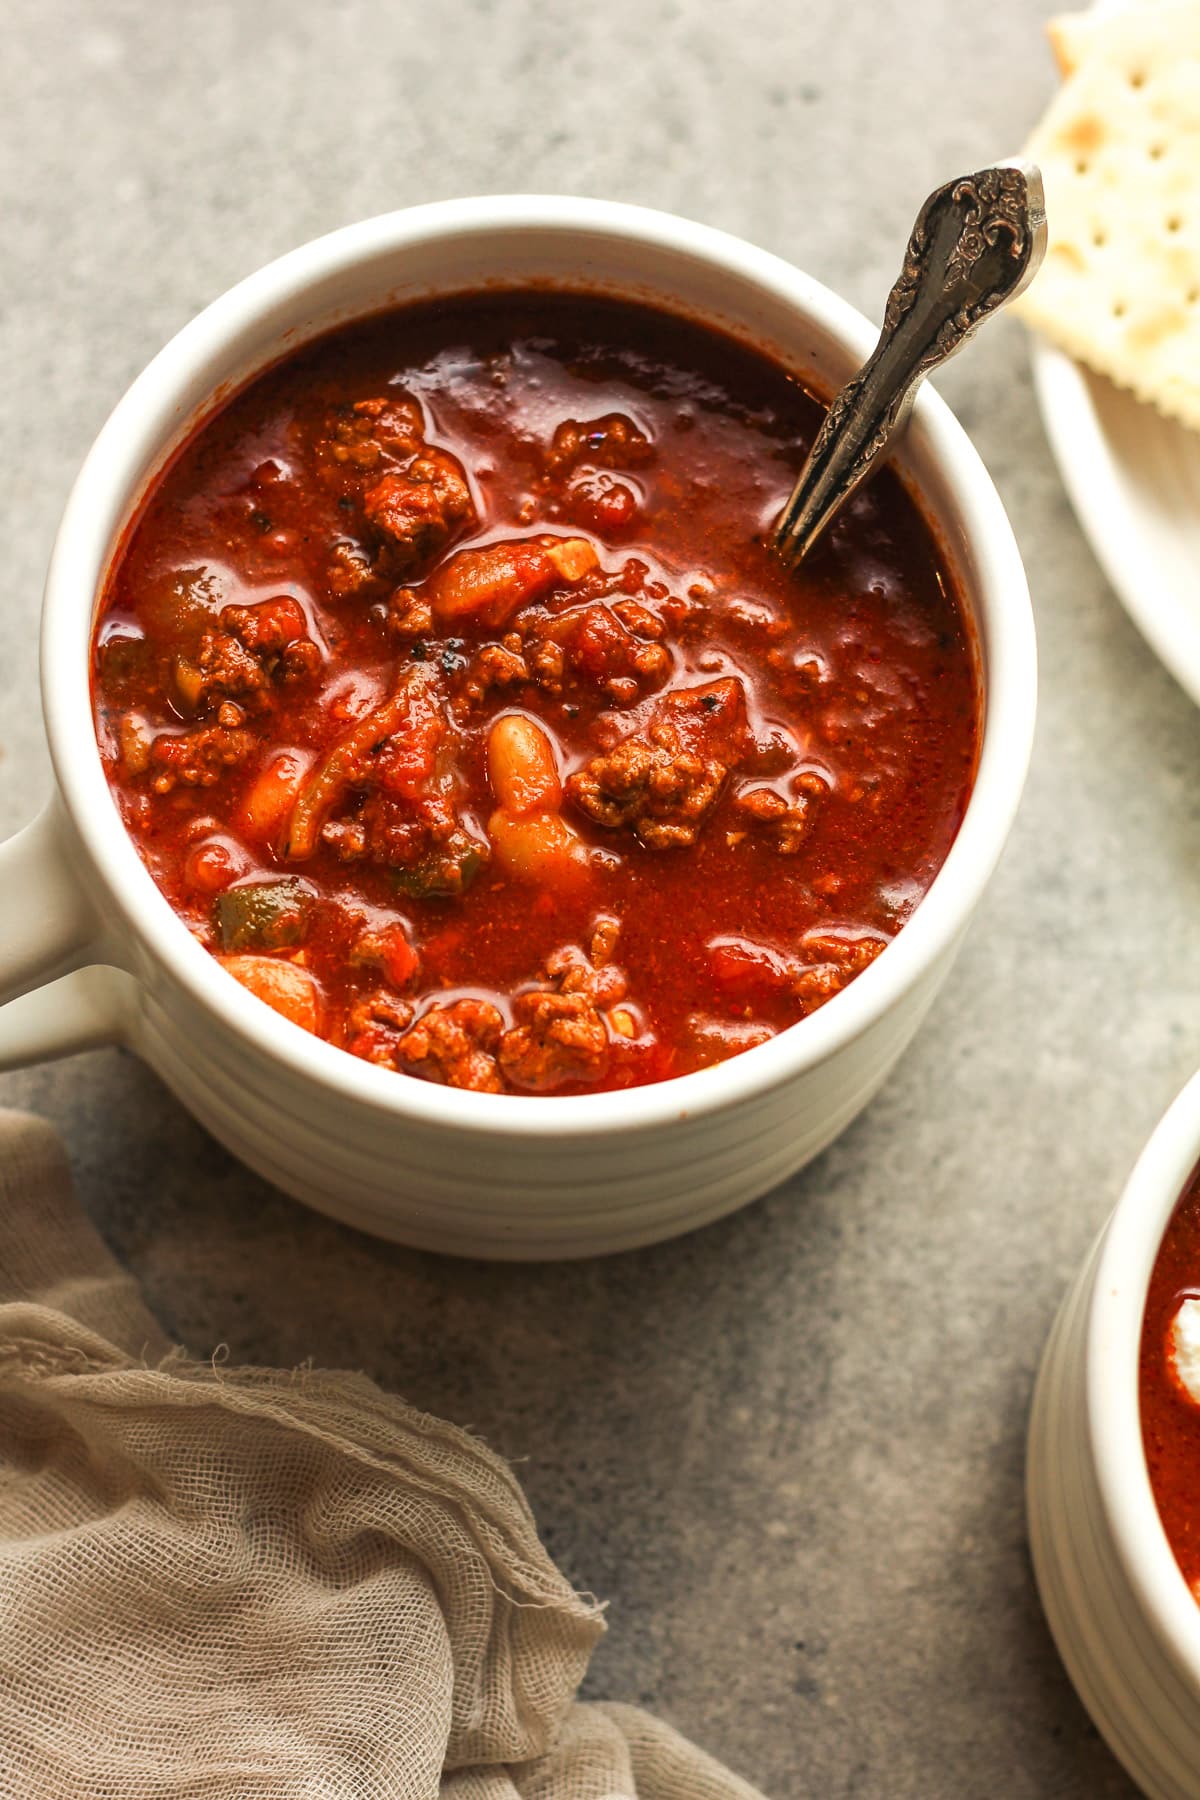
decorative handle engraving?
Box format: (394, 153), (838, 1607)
(774, 161), (1047, 568)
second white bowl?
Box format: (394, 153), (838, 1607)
(1029, 1067), (1200, 1796)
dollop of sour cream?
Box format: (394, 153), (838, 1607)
(1169, 1297), (1200, 1405)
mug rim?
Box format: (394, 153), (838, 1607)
(42, 193), (1037, 1140)
(1088, 1068), (1200, 1687)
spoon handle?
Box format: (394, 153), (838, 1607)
(774, 160), (1047, 568)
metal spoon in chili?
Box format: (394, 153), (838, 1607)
(774, 160), (1047, 569)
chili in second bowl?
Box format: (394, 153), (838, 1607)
(1142, 1158), (1200, 1595)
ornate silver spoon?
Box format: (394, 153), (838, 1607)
(774, 161), (1047, 568)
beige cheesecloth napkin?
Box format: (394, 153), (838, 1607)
(0, 1109), (766, 1800)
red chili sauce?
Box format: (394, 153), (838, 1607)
(91, 292), (980, 1096)
(1141, 1164), (1200, 1590)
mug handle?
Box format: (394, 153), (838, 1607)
(0, 799), (131, 1070)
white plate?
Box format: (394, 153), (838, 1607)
(1032, 340), (1200, 708)
(1030, 0), (1200, 708)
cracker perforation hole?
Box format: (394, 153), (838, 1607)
(1150, 143), (1166, 160)
(1093, 229), (1107, 248)
(1167, 215), (1183, 234)
(1130, 70), (1146, 88)
(1112, 301), (1127, 319)
(1075, 159), (1090, 176)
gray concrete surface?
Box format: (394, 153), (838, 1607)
(0, 1), (1183, 1793)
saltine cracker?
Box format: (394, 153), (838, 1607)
(1017, 3), (1200, 429)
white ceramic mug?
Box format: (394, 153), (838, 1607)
(1029, 1070), (1200, 1797)
(0, 197), (1036, 1259)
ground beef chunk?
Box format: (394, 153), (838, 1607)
(527, 638), (565, 695)
(544, 930), (627, 1008)
(789, 963), (846, 1011)
(461, 637), (529, 703)
(350, 990), (415, 1031)
(321, 396), (476, 582)
(497, 920), (629, 1090)
(388, 588), (434, 638)
(568, 677), (749, 844)
(588, 915), (621, 966)
(228, 599), (321, 683)
(409, 448), (476, 523)
(790, 933), (886, 1012)
(522, 602), (669, 703)
(567, 724), (726, 848)
(363, 475), (454, 570)
(321, 820), (368, 860)
(280, 640), (322, 682)
(176, 631), (267, 713)
(175, 597), (320, 714)
(352, 796), (487, 895)
(148, 723), (254, 792)
(499, 990), (609, 1091)
(327, 539), (379, 598)
(396, 998), (504, 1092)
(544, 413), (653, 476)
(732, 774), (826, 855)
(323, 396), (424, 470)
(611, 598), (664, 638)
(364, 446), (476, 575)
(343, 989), (416, 1067)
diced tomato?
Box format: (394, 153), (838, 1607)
(428, 536), (598, 626)
(373, 677), (446, 800)
(572, 606), (631, 681)
(221, 595), (309, 649)
(662, 678), (749, 762)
